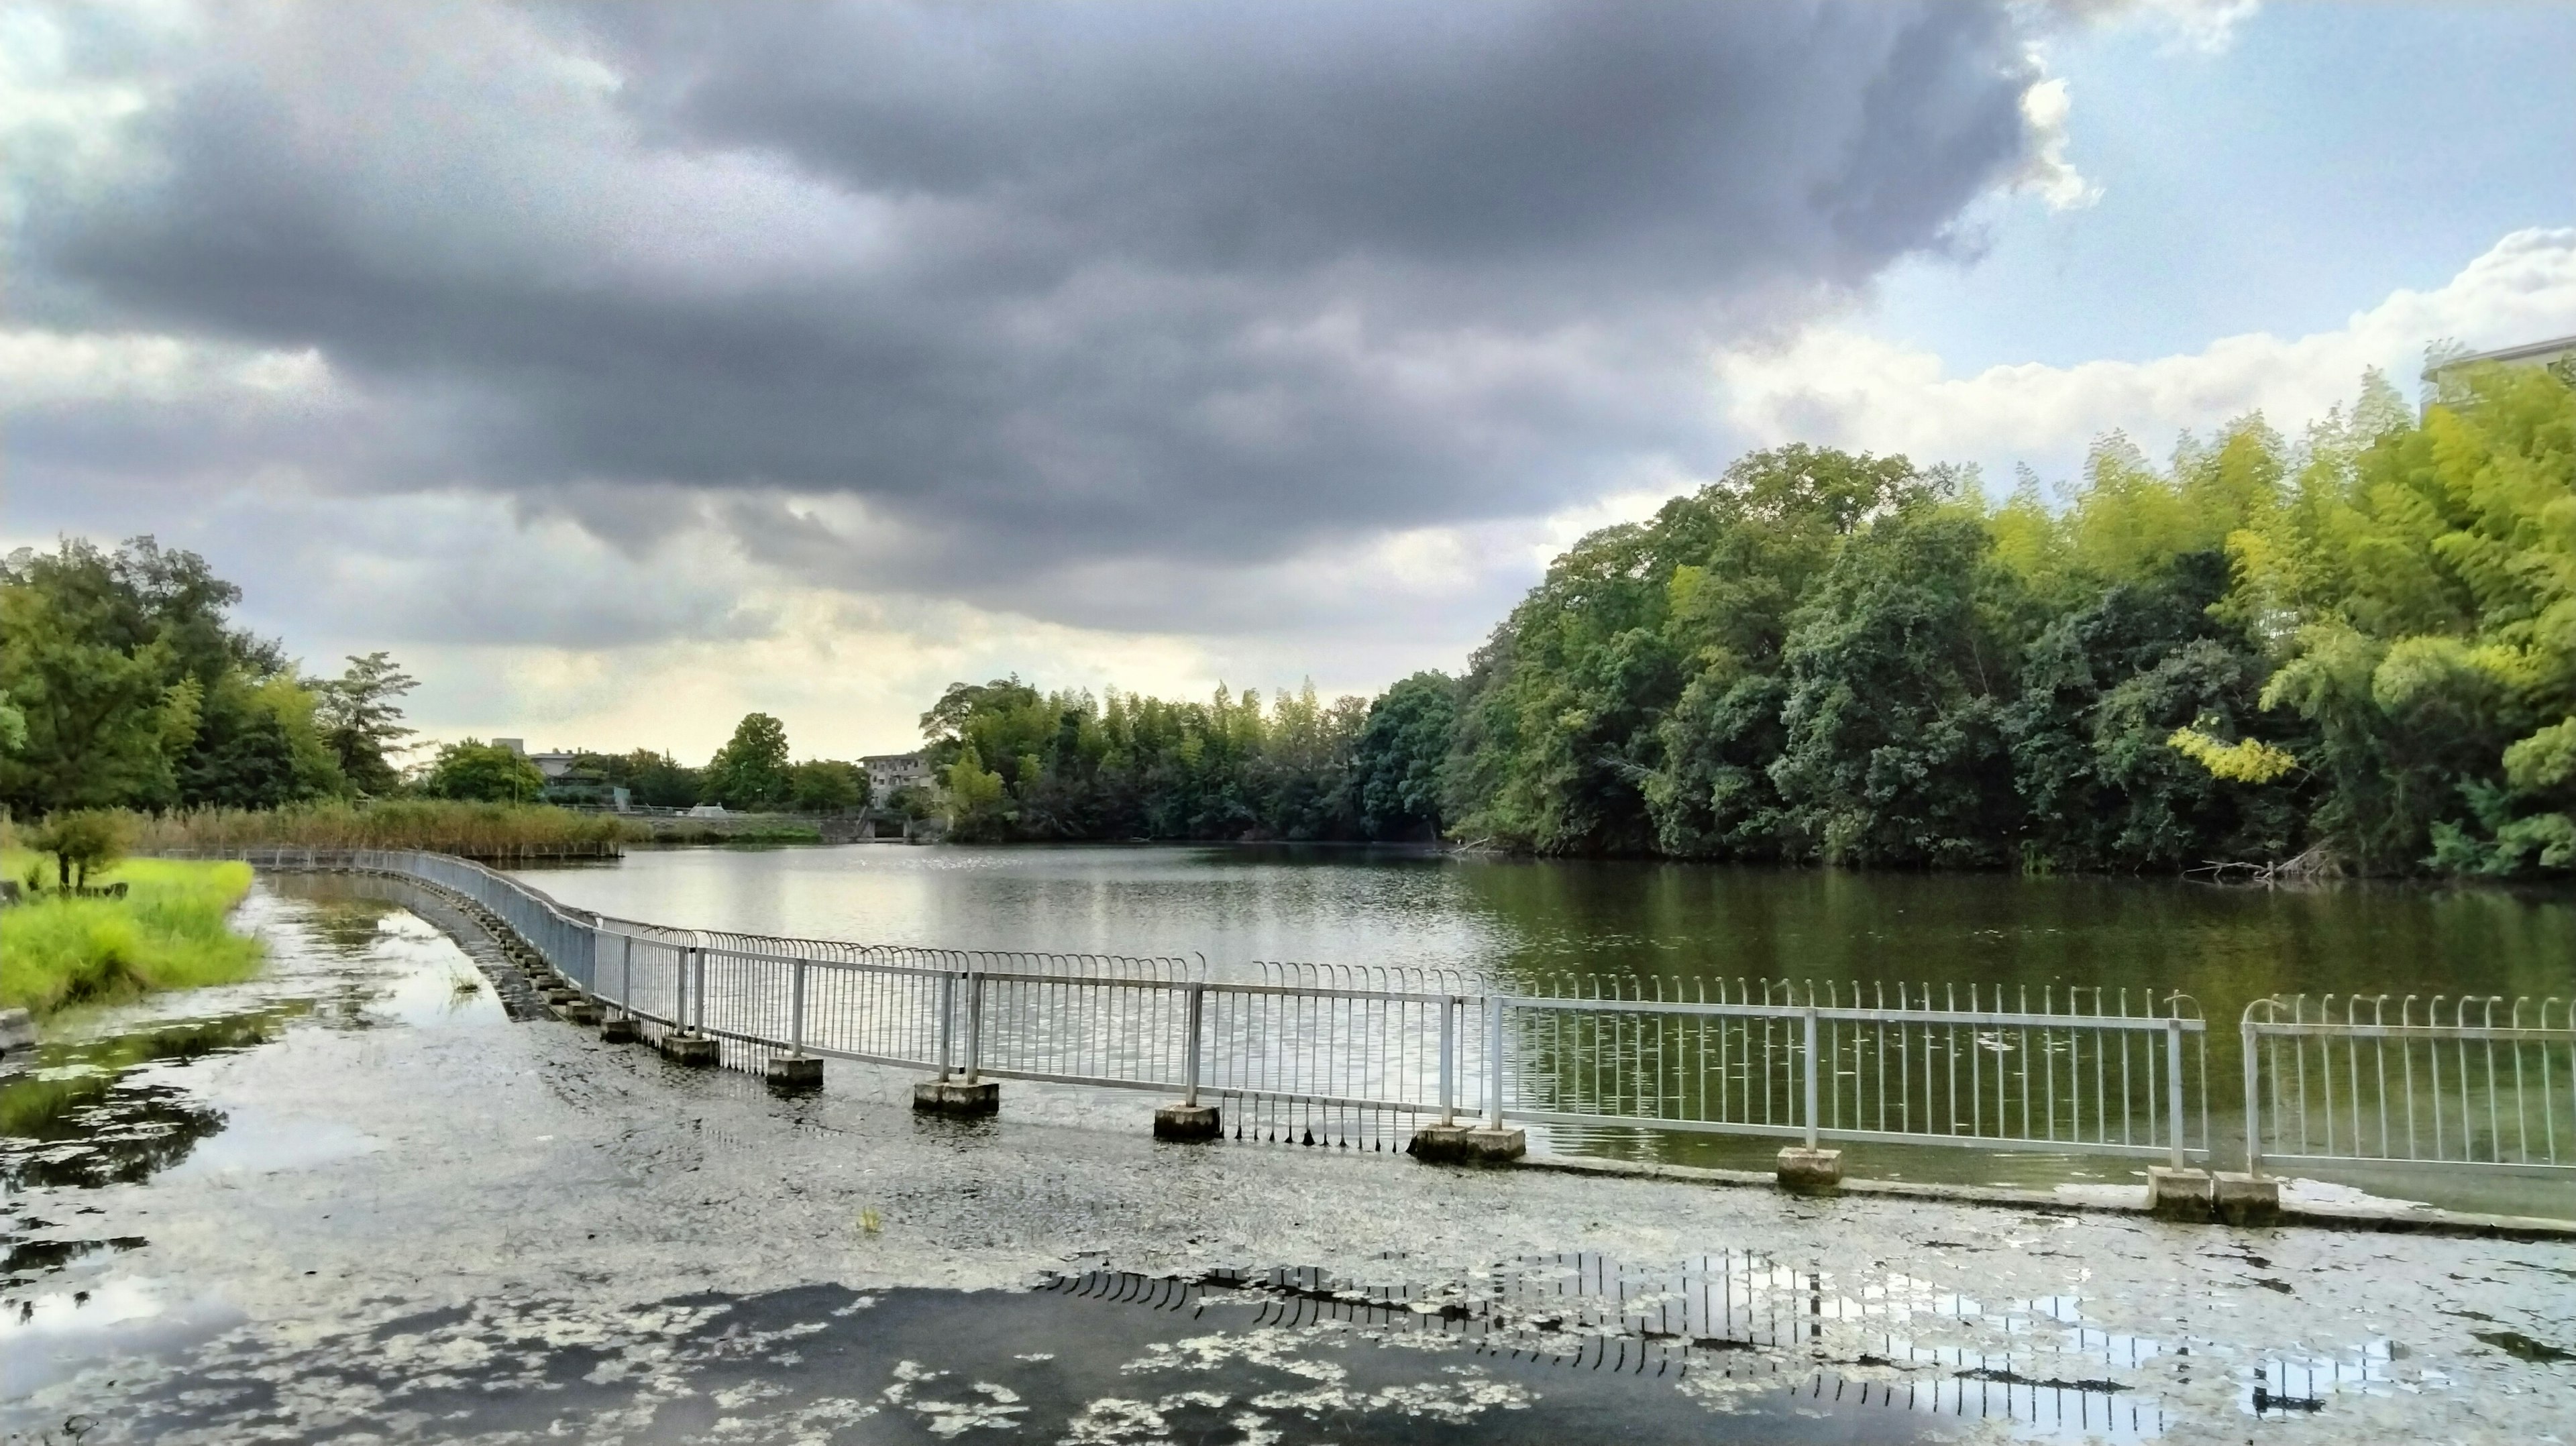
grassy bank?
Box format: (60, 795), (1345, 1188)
(1, 855), (265, 1017)
(124, 801), (647, 856)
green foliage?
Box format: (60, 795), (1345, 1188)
(1350, 672), (1456, 840)
(1438, 364), (2574, 875)
(0, 537), (357, 814)
(0, 856), (263, 1016)
(941, 744), (1011, 840)
(25, 811), (130, 891)
(422, 739), (547, 802)
(788, 759), (866, 813)
(704, 712), (794, 810)
(909, 675), (1367, 842)
(315, 651), (417, 795)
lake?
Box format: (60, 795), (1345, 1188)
(513, 843), (2575, 1211)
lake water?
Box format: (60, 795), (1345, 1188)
(517, 843), (2573, 1016)
(514, 844), (2575, 1212)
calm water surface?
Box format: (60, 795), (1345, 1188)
(519, 843), (2573, 1019)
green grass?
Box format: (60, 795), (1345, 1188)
(0, 854), (264, 1017)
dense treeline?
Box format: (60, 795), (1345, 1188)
(917, 674), (1452, 842)
(1438, 363), (2573, 875)
(921, 363), (2573, 875)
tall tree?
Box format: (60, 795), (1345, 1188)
(705, 712), (794, 810)
(317, 652), (419, 795)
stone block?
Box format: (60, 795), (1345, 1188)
(2146, 1167), (2214, 1222)
(766, 1054), (824, 1091)
(1775, 1146), (1843, 1194)
(1153, 1102), (1221, 1141)
(661, 1033), (720, 1067)
(1408, 1122), (1525, 1165)
(559, 1003), (600, 1026)
(913, 1076), (1000, 1116)
(597, 1016), (638, 1044)
(0, 1007), (33, 1057)
(2212, 1172), (2282, 1226)
(1406, 1123), (1473, 1163)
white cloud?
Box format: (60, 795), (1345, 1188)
(1715, 227), (2576, 483)
(2015, 78), (2100, 212)
(0, 328), (338, 410)
(2046, 0), (2261, 56)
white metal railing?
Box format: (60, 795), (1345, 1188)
(201, 849), (2235, 1170)
(2243, 994), (2576, 1176)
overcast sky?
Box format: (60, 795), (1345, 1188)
(6, 1), (2574, 761)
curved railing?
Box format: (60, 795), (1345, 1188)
(182, 846), (2249, 1171)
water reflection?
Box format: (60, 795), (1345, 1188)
(0, 1013), (292, 1192)
(1045, 1252), (2181, 1439)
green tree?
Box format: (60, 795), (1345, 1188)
(316, 652), (417, 795)
(788, 759), (865, 813)
(704, 712), (793, 810)
(27, 810), (128, 891)
(1766, 508), (2021, 866)
(942, 744), (1010, 840)
(422, 739), (547, 802)
(1350, 671), (1456, 840)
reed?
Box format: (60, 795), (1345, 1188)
(123, 801), (647, 857)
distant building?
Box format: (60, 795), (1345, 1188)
(2424, 333), (2576, 387)
(494, 738), (527, 755)
(863, 751), (932, 799)
(529, 750), (580, 781)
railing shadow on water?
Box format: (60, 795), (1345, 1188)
(209, 848), (2575, 1204)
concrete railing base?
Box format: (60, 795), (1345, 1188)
(1775, 1147), (1843, 1194)
(558, 1002), (601, 1027)
(597, 1016), (638, 1044)
(765, 1054), (824, 1091)
(661, 1034), (720, 1067)
(1153, 1102), (1221, 1141)
(0, 1007), (34, 1059)
(914, 1076), (1000, 1116)
(2214, 1172), (2282, 1225)
(1409, 1123), (1527, 1165)
(2146, 1166), (2214, 1221)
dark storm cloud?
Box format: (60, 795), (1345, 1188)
(14, 0), (2043, 630)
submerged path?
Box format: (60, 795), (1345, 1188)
(1, 874), (2569, 1443)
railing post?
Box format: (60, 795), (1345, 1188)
(692, 948), (708, 1033)
(791, 957), (809, 1056)
(1440, 996), (1458, 1125)
(938, 972), (957, 1078)
(2243, 1011), (2265, 1177)
(1485, 994), (1506, 1129)
(1803, 1006), (1821, 1151)
(620, 935), (633, 1013)
(1183, 983), (1205, 1107)
(964, 969), (984, 1084)
(676, 946), (691, 1031)
(2166, 1015), (2187, 1168)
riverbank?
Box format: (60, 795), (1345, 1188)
(0, 856), (263, 1017)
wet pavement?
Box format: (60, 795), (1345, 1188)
(1, 875), (2570, 1443)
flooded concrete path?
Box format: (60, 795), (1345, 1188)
(2, 877), (2569, 1442)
